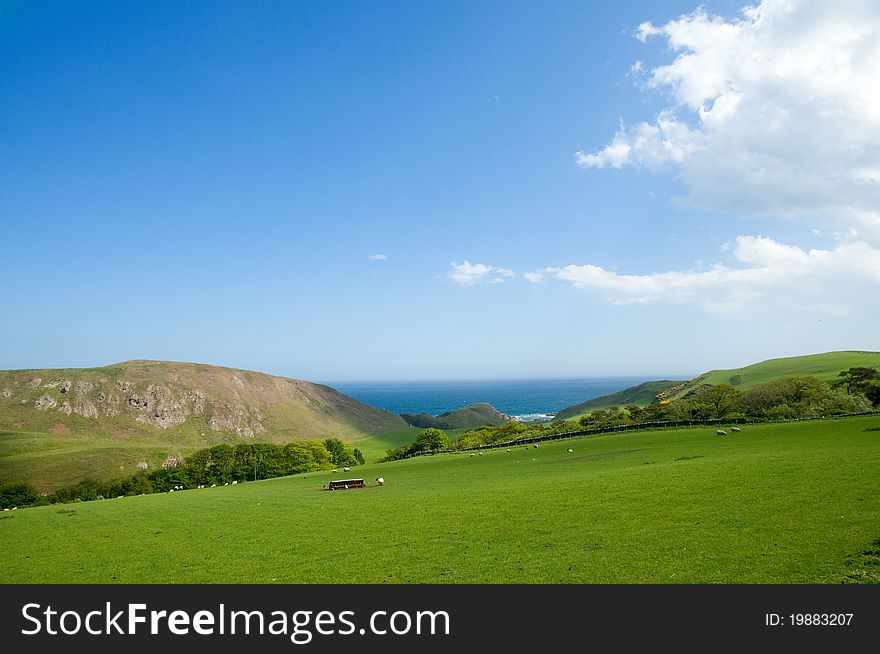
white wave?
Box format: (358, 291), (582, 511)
(513, 413), (555, 423)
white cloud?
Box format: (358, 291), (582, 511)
(368, 254), (388, 261)
(522, 271), (545, 283)
(538, 236), (880, 311)
(577, 0), (880, 242)
(446, 261), (515, 286)
(561, 0), (880, 317)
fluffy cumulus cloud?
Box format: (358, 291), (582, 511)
(540, 236), (880, 312)
(560, 0), (880, 311)
(446, 261), (515, 286)
(578, 0), (880, 242)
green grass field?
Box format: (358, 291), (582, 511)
(0, 429), (209, 492)
(1, 415), (878, 583)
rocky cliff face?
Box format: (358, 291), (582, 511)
(0, 360), (405, 441)
(15, 375), (263, 437)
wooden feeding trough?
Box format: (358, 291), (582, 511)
(328, 478), (365, 490)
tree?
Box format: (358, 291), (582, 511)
(323, 438), (358, 467)
(412, 428), (449, 453)
(833, 367), (879, 394)
(353, 448), (365, 465)
(691, 384), (741, 419)
(864, 382), (880, 408)
(303, 440), (333, 469)
(0, 482), (38, 509)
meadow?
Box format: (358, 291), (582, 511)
(1, 415), (878, 584)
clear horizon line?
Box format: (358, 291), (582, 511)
(317, 373), (696, 385)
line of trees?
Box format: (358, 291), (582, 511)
(415, 370), (879, 452)
(1, 437), (362, 510)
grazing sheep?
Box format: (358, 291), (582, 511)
(332, 469), (339, 473)
(716, 429), (727, 436)
(376, 477), (385, 486)
(469, 453), (475, 457)
(533, 444), (539, 449)
(343, 466), (351, 472)
(169, 489), (174, 493)
(3, 508), (8, 512)
(224, 482), (229, 486)
(731, 427), (741, 432)
(211, 484), (216, 488)
(232, 480), (238, 485)
(478, 452), (483, 456)
(506, 449), (511, 452)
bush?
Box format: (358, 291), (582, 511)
(0, 483), (38, 509)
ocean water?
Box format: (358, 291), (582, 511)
(326, 377), (651, 421)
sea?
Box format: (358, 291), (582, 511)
(326, 377), (652, 422)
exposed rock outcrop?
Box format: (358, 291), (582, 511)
(34, 394), (58, 410)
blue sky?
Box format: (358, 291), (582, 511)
(2, 0), (878, 381)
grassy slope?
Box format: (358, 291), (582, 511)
(555, 380), (681, 419)
(401, 402), (509, 430)
(556, 351), (880, 419)
(352, 426), (469, 462)
(661, 351), (880, 402)
(0, 360), (406, 491)
(2, 415), (878, 583)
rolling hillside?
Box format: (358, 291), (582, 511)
(555, 381), (681, 419)
(556, 350), (880, 419)
(401, 402), (511, 430)
(0, 360), (406, 490)
(657, 350), (880, 403)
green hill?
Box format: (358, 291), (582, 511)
(657, 350), (880, 403)
(555, 380), (682, 419)
(401, 402), (511, 430)
(556, 351), (880, 419)
(0, 360), (406, 491)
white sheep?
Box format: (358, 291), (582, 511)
(533, 444), (539, 449)
(478, 452), (483, 456)
(506, 449), (511, 452)
(332, 469), (339, 473)
(169, 489), (174, 493)
(224, 482), (229, 486)
(232, 480), (238, 485)
(376, 477), (385, 486)
(343, 466), (351, 472)
(731, 427), (741, 432)
(716, 429), (727, 436)
(567, 448), (573, 453)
